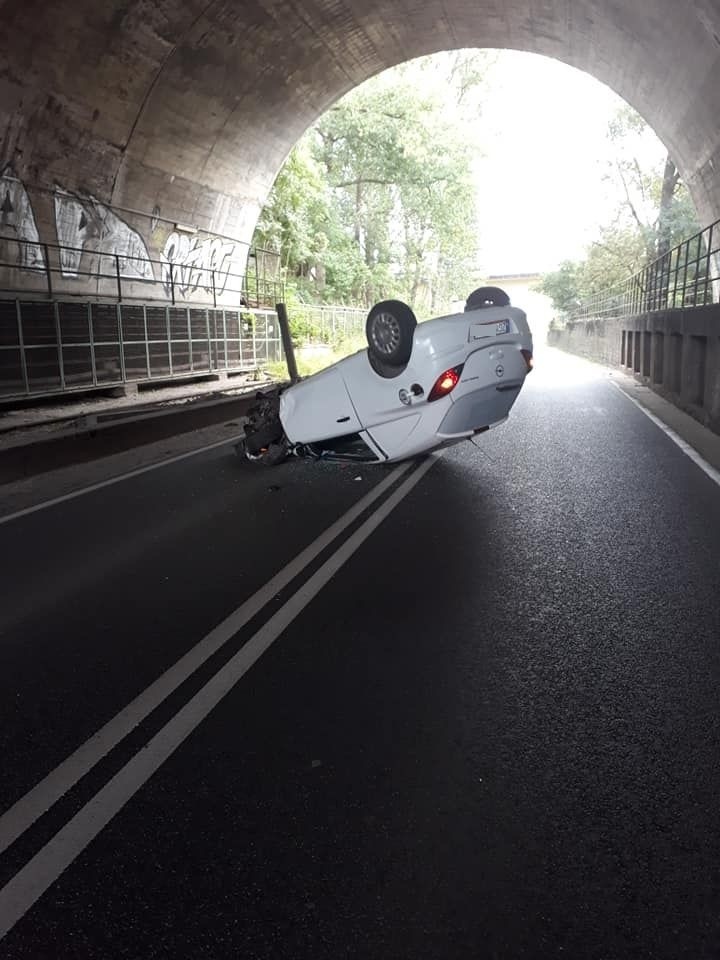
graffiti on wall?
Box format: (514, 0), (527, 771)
(0, 174), (244, 301)
(54, 189), (154, 280)
(161, 232), (239, 298)
(0, 168), (45, 270)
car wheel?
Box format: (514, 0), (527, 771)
(366, 300), (417, 366)
(260, 441), (289, 466)
(465, 286), (511, 310)
(235, 437), (289, 466)
(244, 422), (283, 453)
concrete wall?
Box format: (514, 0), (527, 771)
(0, 172), (263, 308)
(549, 308), (720, 434)
(2, 0), (720, 274)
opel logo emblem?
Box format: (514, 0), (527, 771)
(495, 364), (504, 378)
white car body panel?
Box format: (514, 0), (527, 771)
(279, 304), (533, 463)
(278, 363), (362, 442)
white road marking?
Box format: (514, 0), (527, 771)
(0, 433), (245, 527)
(0, 455), (437, 939)
(0, 460), (411, 857)
(612, 381), (720, 488)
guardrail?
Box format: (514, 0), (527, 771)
(0, 298), (371, 402)
(0, 299), (284, 401)
(569, 219), (720, 321)
(0, 231), (372, 401)
(0, 235), (284, 310)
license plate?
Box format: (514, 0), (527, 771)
(469, 318), (511, 341)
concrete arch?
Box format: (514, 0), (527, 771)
(2, 0), (720, 252)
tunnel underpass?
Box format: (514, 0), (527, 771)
(2, 3), (720, 958)
(1, 0), (720, 265)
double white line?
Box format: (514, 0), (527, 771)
(0, 454), (438, 939)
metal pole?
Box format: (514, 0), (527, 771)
(166, 305), (173, 375)
(276, 302), (299, 383)
(143, 304), (151, 379)
(115, 254), (122, 302)
(681, 240), (690, 306)
(15, 299), (29, 395)
(251, 312), (257, 371)
(117, 303), (126, 382)
(704, 223), (713, 304)
(88, 301), (97, 386)
(54, 301), (65, 390)
(668, 251), (675, 308)
(44, 244), (53, 299)
(187, 307), (193, 371)
(211, 269), (217, 309)
(169, 262), (176, 306)
(221, 309), (228, 370)
(206, 308), (212, 371)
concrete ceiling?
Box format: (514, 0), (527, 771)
(2, 0), (720, 246)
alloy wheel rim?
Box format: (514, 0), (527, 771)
(371, 313), (401, 355)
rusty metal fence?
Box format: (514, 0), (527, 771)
(0, 299), (283, 400)
(570, 220), (720, 321)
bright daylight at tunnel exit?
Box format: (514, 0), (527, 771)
(1, 1), (720, 957)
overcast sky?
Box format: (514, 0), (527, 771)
(473, 50), (669, 276)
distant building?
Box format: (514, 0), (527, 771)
(486, 273), (553, 342)
(447, 272), (553, 342)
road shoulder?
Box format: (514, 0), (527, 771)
(609, 368), (720, 476)
(0, 419), (245, 519)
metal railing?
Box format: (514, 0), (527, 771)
(0, 299), (284, 401)
(0, 233), (375, 401)
(291, 303), (367, 344)
(0, 235), (285, 310)
(0, 297), (373, 401)
(569, 219), (720, 321)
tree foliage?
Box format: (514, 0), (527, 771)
(539, 106), (699, 316)
(253, 53), (494, 314)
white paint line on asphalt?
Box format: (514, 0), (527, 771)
(612, 381), (720, 489)
(0, 460), (411, 857)
(0, 433), (246, 527)
(0, 454), (437, 939)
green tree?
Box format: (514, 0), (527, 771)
(252, 51), (493, 312)
(606, 106), (698, 260)
(537, 260), (584, 315)
(312, 71), (480, 310)
(539, 106), (700, 316)
(252, 142), (335, 294)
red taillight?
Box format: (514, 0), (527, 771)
(521, 349), (534, 372)
(428, 364), (464, 402)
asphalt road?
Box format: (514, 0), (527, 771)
(1, 348), (720, 959)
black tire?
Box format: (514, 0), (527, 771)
(235, 438), (288, 466)
(465, 286), (511, 310)
(260, 441), (289, 466)
(245, 423), (284, 455)
(366, 300), (417, 366)
(367, 348), (408, 379)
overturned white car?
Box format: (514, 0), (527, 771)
(238, 286), (533, 465)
